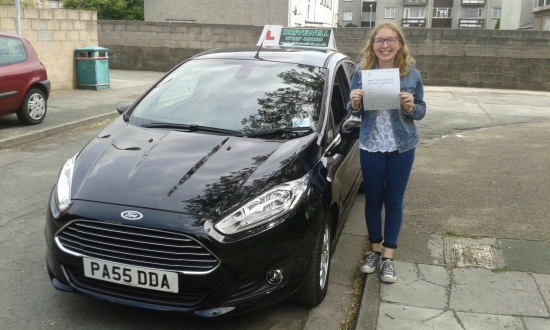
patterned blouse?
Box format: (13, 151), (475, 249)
(360, 109), (397, 152)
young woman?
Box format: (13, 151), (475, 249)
(347, 22), (426, 283)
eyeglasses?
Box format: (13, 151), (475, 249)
(373, 37), (400, 46)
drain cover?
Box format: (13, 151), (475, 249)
(453, 244), (496, 269)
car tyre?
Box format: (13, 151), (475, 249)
(299, 217), (332, 306)
(17, 88), (47, 125)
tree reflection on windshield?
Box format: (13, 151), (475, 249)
(241, 65), (325, 134)
(131, 60), (326, 137)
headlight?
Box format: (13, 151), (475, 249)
(56, 154), (77, 212)
(215, 174), (310, 235)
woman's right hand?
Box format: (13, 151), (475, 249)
(350, 89), (364, 111)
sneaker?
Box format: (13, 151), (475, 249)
(360, 251), (381, 274)
(380, 259), (397, 283)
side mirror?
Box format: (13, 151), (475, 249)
(116, 102), (134, 115)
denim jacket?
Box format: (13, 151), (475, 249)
(346, 65), (426, 153)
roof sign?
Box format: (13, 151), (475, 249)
(257, 25), (336, 50)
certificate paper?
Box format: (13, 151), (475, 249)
(362, 69), (400, 111)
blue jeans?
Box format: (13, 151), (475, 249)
(360, 148), (415, 249)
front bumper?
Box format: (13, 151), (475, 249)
(45, 196), (323, 317)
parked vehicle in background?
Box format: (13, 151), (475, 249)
(0, 31), (50, 125)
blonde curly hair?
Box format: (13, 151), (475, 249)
(360, 22), (415, 77)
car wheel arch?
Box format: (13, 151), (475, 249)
(30, 82), (49, 99)
(298, 213), (332, 306)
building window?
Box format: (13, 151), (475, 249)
(385, 8), (396, 19)
(537, 0), (550, 7)
(404, 7), (425, 18)
(433, 8), (452, 18)
(492, 8), (501, 19)
(343, 12), (353, 21)
(47, 0), (63, 8)
(321, 0), (332, 8)
(462, 8), (483, 18)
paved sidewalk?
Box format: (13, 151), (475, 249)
(355, 232), (550, 329)
(1, 70), (549, 330)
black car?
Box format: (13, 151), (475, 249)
(45, 43), (362, 317)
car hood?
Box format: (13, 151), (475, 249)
(71, 119), (320, 217)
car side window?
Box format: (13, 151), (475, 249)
(331, 66), (350, 130)
(0, 36), (28, 66)
(343, 61), (356, 84)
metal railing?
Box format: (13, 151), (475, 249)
(458, 18), (485, 28)
(461, 0), (486, 5)
(403, 0), (428, 5)
(402, 18), (426, 27)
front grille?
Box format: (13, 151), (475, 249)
(57, 221), (219, 273)
(65, 266), (209, 308)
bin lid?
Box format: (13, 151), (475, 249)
(75, 46), (109, 52)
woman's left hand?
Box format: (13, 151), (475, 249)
(399, 92), (415, 113)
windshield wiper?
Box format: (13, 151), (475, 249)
(142, 122), (244, 137)
(246, 127), (314, 138)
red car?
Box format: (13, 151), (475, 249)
(0, 31), (50, 125)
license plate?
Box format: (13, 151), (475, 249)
(83, 258), (179, 293)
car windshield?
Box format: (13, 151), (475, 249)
(130, 59), (326, 137)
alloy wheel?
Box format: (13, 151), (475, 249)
(28, 93), (46, 120)
(319, 224), (330, 290)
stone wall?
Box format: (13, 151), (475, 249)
(98, 21), (550, 91)
(0, 7), (98, 90)
(335, 28), (550, 91)
(98, 21), (260, 71)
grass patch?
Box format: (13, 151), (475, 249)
(492, 266), (513, 273)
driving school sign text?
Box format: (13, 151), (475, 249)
(280, 28), (332, 47)
(257, 25), (336, 50)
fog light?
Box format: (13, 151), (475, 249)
(266, 269), (283, 285)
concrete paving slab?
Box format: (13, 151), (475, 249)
(523, 317), (550, 330)
(395, 232), (444, 265)
(499, 239), (550, 274)
(381, 261), (449, 310)
(455, 312), (524, 330)
(450, 268), (549, 317)
(377, 304), (462, 330)
(304, 283), (350, 330)
(533, 274), (550, 314)
(330, 232), (365, 287)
